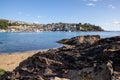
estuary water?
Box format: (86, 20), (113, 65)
(0, 31), (120, 53)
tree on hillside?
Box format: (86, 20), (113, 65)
(0, 20), (8, 29)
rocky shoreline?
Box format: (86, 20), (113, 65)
(0, 50), (40, 71)
(0, 35), (120, 80)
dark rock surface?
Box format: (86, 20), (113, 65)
(0, 35), (120, 80)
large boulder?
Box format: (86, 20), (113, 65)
(63, 62), (112, 80)
(57, 35), (100, 45)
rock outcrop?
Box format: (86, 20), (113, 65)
(57, 35), (100, 49)
(0, 35), (120, 80)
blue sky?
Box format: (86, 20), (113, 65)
(0, 0), (120, 31)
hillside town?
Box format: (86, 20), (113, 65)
(0, 19), (104, 32)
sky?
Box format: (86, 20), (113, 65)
(0, 0), (120, 31)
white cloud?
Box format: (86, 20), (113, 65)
(86, 3), (96, 6)
(113, 21), (120, 25)
(108, 4), (116, 9)
(89, 0), (98, 2)
(100, 20), (120, 31)
(84, 0), (102, 7)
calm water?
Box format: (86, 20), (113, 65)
(0, 31), (120, 53)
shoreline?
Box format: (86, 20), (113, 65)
(0, 49), (48, 55)
(1, 31), (120, 33)
(0, 49), (48, 71)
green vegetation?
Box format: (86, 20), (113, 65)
(0, 69), (5, 75)
(8, 22), (19, 26)
(0, 19), (28, 29)
(0, 19), (34, 29)
(80, 23), (104, 31)
(0, 19), (9, 29)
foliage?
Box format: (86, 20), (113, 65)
(0, 69), (5, 75)
(0, 19), (8, 29)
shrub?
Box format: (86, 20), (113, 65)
(0, 69), (5, 75)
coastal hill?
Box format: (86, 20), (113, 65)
(0, 19), (104, 32)
(0, 35), (120, 80)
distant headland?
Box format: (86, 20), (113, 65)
(0, 19), (104, 32)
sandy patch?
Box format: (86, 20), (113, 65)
(0, 50), (43, 71)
